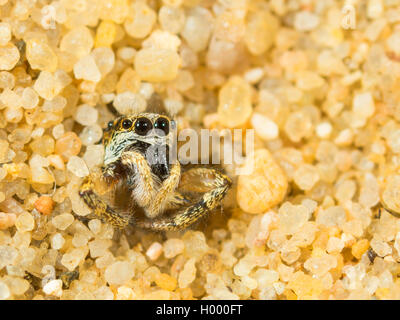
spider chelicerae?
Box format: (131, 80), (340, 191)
(78, 106), (232, 231)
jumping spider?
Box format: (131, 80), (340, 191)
(79, 111), (232, 231)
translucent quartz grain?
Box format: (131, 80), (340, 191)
(317, 50), (347, 76)
(294, 11), (320, 31)
(85, 239), (108, 259)
(287, 272), (324, 299)
(124, 2), (156, 39)
(60, 26), (93, 59)
(181, 7), (213, 52)
(182, 231), (208, 261)
(316, 121), (332, 139)
(214, 11), (245, 43)
(52, 124), (65, 140)
(208, 39), (243, 74)
(143, 30), (181, 51)
(73, 55), (101, 82)
(79, 124), (103, 146)
(94, 286), (114, 300)
(237, 149), (288, 214)
(387, 130), (400, 153)
(50, 233), (65, 250)
(113, 92), (146, 115)
(144, 267), (161, 284)
(117, 47), (136, 62)
(159, 5), (185, 34)
(51, 213), (74, 231)
(251, 113), (279, 141)
(95, 20), (116, 48)
(99, 0), (129, 24)
(15, 212), (34, 232)
(61, 247), (88, 271)
(55, 132), (82, 160)
(67, 156), (89, 178)
(4, 107), (23, 123)
(1, 88), (21, 108)
(173, 70), (194, 92)
(304, 252), (337, 277)
(352, 92), (375, 119)
(91, 47), (115, 76)
(0, 245), (18, 269)
(0, 141), (9, 164)
(88, 219), (101, 234)
(146, 242), (163, 261)
(163, 238), (185, 259)
(245, 10), (279, 56)
(116, 286), (135, 300)
(134, 48), (180, 82)
(30, 135), (55, 157)
(43, 279), (63, 297)
(96, 251), (115, 269)
(370, 239), (392, 257)
(284, 111), (313, 143)
(0, 71), (15, 89)
(29, 166), (54, 185)
(0, 43), (19, 71)
(26, 38), (58, 72)
(116, 68), (140, 93)
(83, 145), (104, 169)
(0, 281), (10, 300)
(244, 68), (264, 84)
(253, 269), (279, 287)
(155, 273), (177, 291)
(386, 31), (400, 55)
(295, 71), (324, 91)
(327, 237), (345, 254)
(351, 239), (369, 259)
(105, 261), (134, 286)
(217, 76), (252, 128)
(74, 105), (98, 126)
(294, 164), (320, 191)
(21, 87), (39, 109)
(278, 202), (309, 235)
(367, 0), (383, 19)
(316, 206), (346, 228)
(0, 22), (11, 46)
(359, 174), (379, 208)
(33, 71), (63, 100)
(178, 258), (196, 288)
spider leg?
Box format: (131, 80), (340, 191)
(146, 161), (181, 218)
(164, 191), (191, 210)
(179, 167), (222, 192)
(120, 150), (156, 208)
(135, 168), (232, 231)
(79, 172), (130, 229)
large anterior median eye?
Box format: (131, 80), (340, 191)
(154, 117), (169, 135)
(134, 117), (152, 136)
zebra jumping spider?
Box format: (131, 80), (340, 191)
(79, 110), (232, 231)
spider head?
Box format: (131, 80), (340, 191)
(102, 113), (176, 166)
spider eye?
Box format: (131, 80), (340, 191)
(122, 119), (133, 129)
(134, 117), (152, 136)
(154, 117), (169, 135)
(105, 120), (113, 131)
